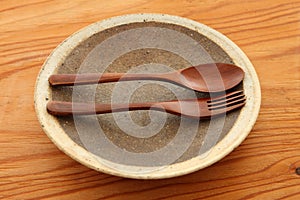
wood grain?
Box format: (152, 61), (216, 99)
(0, 0), (299, 199)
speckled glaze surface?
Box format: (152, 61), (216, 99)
(34, 14), (261, 179)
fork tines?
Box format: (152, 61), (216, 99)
(208, 90), (246, 111)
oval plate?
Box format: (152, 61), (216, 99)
(35, 14), (261, 179)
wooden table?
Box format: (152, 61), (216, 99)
(1, 0), (299, 199)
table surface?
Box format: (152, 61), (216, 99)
(1, 0), (299, 199)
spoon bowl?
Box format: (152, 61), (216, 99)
(178, 63), (244, 92)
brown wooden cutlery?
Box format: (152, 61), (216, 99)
(49, 63), (244, 93)
(47, 90), (246, 118)
(47, 63), (246, 118)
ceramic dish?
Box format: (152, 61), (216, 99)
(34, 14), (261, 179)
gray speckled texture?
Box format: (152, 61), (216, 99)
(51, 22), (243, 165)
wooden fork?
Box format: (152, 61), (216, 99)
(47, 90), (246, 119)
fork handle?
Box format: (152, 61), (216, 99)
(48, 73), (173, 86)
(47, 101), (163, 116)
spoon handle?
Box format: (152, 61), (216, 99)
(49, 73), (174, 86)
(47, 101), (163, 116)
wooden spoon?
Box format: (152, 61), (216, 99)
(48, 63), (244, 92)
